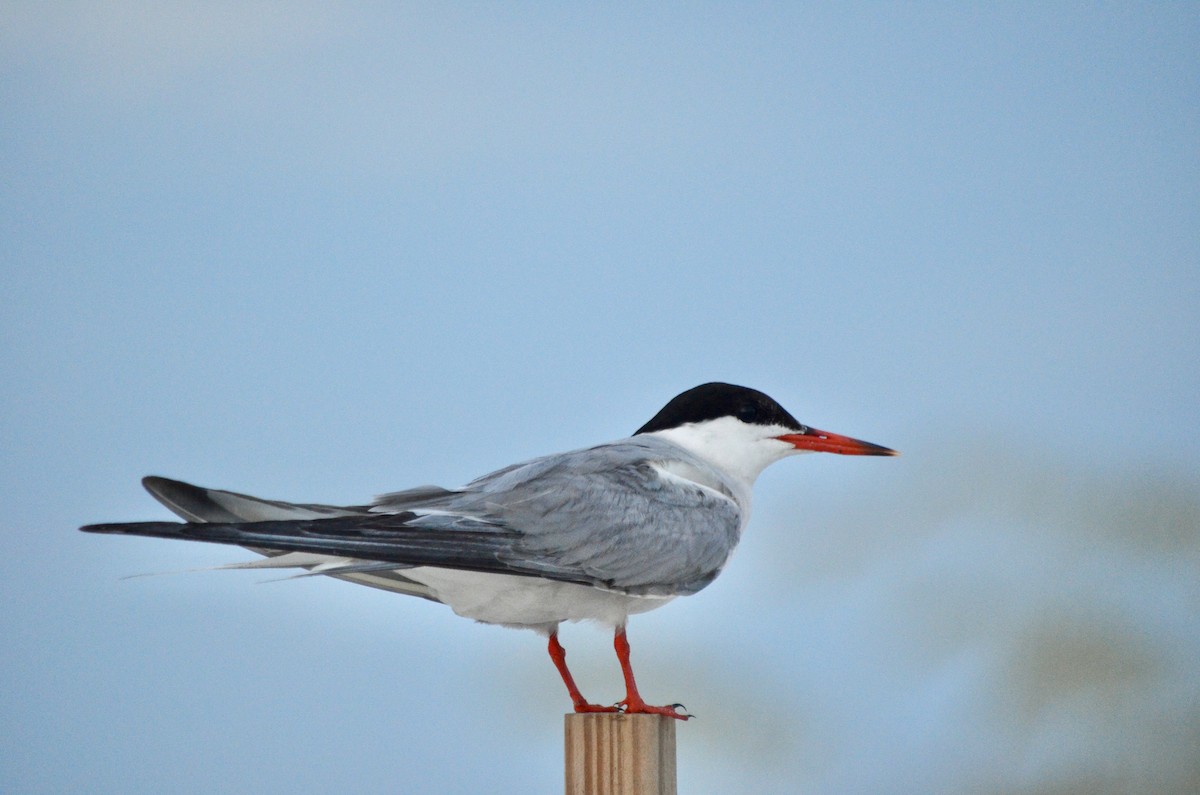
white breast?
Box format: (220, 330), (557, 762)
(401, 566), (676, 632)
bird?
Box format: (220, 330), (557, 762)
(82, 382), (896, 719)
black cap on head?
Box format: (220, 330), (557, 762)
(634, 383), (805, 435)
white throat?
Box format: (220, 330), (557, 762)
(644, 416), (799, 488)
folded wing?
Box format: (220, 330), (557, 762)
(83, 438), (743, 597)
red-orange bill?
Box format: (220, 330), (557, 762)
(776, 428), (898, 456)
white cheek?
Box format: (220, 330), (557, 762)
(649, 418), (799, 485)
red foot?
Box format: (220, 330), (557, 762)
(548, 628), (693, 720)
(618, 697), (692, 720)
(613, 628), (692, 720)
(550, 632), (622, 714)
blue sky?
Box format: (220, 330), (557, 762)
(3, 4), (1197, 793)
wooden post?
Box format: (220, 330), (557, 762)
(564, 713), (677, 795)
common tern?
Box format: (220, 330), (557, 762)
(82, 382), (896, 718)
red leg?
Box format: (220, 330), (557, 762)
(548, 632), (620, 714)
(613, 627), (690, 720)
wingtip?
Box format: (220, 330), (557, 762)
(141, 475), (178, 494)
(80, 522), (120, 534)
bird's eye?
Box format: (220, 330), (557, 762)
(736, 404), (759, 423)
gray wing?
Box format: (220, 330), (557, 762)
(136, 475), (441, 600)
(376, 437), (739, 598)
(141, 475), (369, 522)
(83, 438), (743, 596)
(469, 441), (742, 595)
(376, 436), (744, 594)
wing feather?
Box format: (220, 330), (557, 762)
(84, 437), (743, 596)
